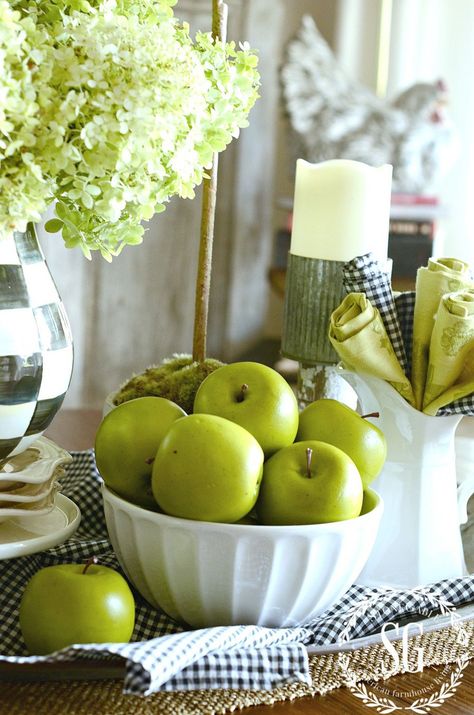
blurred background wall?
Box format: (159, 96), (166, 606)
(40, 0), (473, 408)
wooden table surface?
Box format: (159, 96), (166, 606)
(42, 409), (474, 714)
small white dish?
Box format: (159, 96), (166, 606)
(0, 493), (81, 559)
(0, 437), (71, 522)
(0, 437), (72, 486)
(0, 499), (56, 523)
(0, 473), (59, 503)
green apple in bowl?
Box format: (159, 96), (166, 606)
(19, 559), (135, 655)
(297, 399), (387, 488)
(95, 396), (186, 509)
(257, 440), (363, 525)
(193, 361), (299, 457)
(152, 413), (264, 522)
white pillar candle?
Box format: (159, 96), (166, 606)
(290, 159), (392, 262)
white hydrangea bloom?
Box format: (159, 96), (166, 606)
(1, 0), (260, 259)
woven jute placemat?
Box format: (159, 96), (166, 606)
(2, 623), (473, 715)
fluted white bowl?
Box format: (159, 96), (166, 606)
(102, 484), (383, 628)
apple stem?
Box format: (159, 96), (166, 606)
(236, 383), (249, 402)
(82, 556), (99, 575)
(306, 447), (313, 478)
(361, 412), (380, 419)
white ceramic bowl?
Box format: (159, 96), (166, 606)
(102, 484), (383, 628)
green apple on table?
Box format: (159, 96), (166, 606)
(257, 440), (363, 525)
(296, 399), (387, 488)
(95, 396), (186, 509)
(152, 413), (264, 522)
(19, 558), (135, 655)
(193, 361), (299, 457)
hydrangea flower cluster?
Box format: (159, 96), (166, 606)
(1, 0), (259, 259)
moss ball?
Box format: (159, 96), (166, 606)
(113, 354), (225, 414)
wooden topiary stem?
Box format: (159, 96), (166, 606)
(192, 0), (228, 364)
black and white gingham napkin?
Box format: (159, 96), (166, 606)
(342, 253), (474, 415)
(394, 290), (416, 373)
(1, 452), (473, 695)
(343, 254), (408, 374)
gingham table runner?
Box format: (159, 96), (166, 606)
(1, 452), (473, 695)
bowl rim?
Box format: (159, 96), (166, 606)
(101, 482), (383, 534)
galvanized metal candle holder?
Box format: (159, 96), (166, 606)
(281, 253), (355, 409)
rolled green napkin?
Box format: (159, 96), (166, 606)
(422, 289), (474, 415)
(411, 257), (472, 409)
(329, 293), (416, 406)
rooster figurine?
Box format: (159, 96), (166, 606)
(281, 15), (458, 193)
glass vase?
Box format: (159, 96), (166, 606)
(0, 224), (73, 460)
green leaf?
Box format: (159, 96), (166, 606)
(44, 219), (64, 233)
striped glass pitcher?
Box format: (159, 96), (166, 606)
(0, 223), (73, 460)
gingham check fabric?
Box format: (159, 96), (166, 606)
(1, 452), (474, 695)
(342, 253), (474, 415)
(0, 224), (73, 459)
(394, 290), (416, 375)
(342, 254), (408, 373)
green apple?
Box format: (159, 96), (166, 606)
(19, 559), (135, 655)
(151, 413), (264, 522)
(95, 396), (186, 509)
(257, 440), (363, 525)
(193, 361), (299, 457)
(297, 399), (387, 488)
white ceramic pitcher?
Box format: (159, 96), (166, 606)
(341, 370), (474, 588)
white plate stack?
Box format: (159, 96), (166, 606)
(0, 437), (72, 522)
